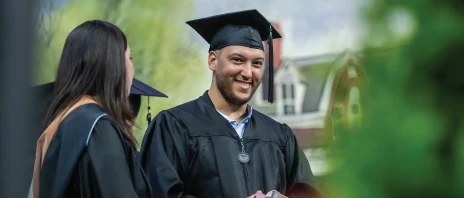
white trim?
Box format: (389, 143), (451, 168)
(274, 59), (293, 80)
(27, 181), (33, 198)
(254, 59), (295, 106)
(275, 52), (354, 118)
(295, 82), (306, 115)
(255, 52), (359, 129)
(292, 53), (341, 67)
(281, 83), (296, 115)
(275, 62), (303, 116)
(85, 114), (107, 146)
(278, 62), (306, 115)
(316, 52), (353, 115)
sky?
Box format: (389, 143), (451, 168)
(191, 0), (370, 58)
(46, 0), (413, 59)
(43, 0), (413, 89)
(48, 0), (371, 58)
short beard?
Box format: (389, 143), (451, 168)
(215, 71), (258, 106)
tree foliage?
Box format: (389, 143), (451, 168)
(34, 0), (208, 145)
(323, 0), (464, 197)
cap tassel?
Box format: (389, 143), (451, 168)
(146, 97), (152, 125)
(267, 24), (274, 103)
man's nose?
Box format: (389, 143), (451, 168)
(241, 63), (252, 78)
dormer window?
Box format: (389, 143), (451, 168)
(282, 83), (296, 115)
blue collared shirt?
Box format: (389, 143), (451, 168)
(216, 105), (253, 139)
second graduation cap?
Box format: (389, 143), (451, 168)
(186, 9), (282, 103)
(128, 79), (168, 124)
(32, 78), (167, 126)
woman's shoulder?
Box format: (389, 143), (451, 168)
(61, 103), (108, 127)
(87, 117), (134, 153)
(62, 104), (120, 133)
(91, 117), (124, 141)
(59, 103), (132, 149)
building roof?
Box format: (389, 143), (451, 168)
(293, 52), (341, 67)
(292, 51), (349, 113)
(249, 50), (355, 116)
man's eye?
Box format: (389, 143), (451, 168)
(232, 58), (243, 62)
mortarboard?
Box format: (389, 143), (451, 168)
(32, 78), (167, 125)
(186, 9), (282, 103)
(128, 79), (167, 124)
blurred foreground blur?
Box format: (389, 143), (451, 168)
(319, 0), (464, 197)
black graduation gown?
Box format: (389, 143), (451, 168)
(139, 91), (320, 198)
(25, 84), (54, 196)
(39, 103), (151, 198)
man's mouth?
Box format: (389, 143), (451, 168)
(235, 80), (252, 90)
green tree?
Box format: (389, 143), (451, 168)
(323, 0), (464, 198)
(34, 0), (208, 145)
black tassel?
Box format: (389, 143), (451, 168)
(268, 23), (274, 103)
(146, 96), (152, 125)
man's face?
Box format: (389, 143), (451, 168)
(209, 45), (265, 105)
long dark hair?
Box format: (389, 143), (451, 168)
(42, 20), (136, 147)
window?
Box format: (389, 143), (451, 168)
(282, 84), (287, 99)
(348, 87), (361, 127)
(282, 83), (296, 115)
(290, 84), (295, 99)
(284, 104), (295, 115)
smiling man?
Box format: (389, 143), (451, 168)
(139, 9), (320, 198)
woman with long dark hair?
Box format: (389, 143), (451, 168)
(31, 20), (151, 198)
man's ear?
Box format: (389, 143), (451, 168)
(208, 50), (219, 71)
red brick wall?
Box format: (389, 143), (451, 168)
(272, 23), (282, 70)
(264, 22), (282, 71)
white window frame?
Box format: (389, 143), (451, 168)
(282, 82), (296, 115)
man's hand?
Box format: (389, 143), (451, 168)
(248, 190), (266, 198)
(255, 191), (266, 198)
(248, 190), (288, 198)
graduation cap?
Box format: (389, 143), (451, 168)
(128, 78), (167, 124)
(186, 9), (282, 103)
(32, 78), (167, 126)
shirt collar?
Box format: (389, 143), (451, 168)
(217, 105), (253, 125)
